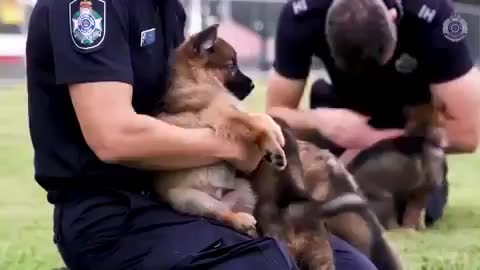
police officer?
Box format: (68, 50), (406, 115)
(267, 0), (479, 268)
(26, 0), (300, 269)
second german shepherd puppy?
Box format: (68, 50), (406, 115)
(296, 139), (404, 270)
(152, 24), (286, 237)
(347, 100), (448, 230)
(250, 117), (387, 270)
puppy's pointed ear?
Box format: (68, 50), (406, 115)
(191, 24), (219, 56)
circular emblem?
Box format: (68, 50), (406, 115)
(70, 0), (105, 49)
(78, 14), (96, 35)
(443, 13), (468, 42)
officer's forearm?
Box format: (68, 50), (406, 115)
(96, 114), (227, 170)
(431, 67), (480, 154)
(70, 82), (230, 170)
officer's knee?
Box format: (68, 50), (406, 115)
(265, 238), (300, 270)
(336, 251), (378, 270)
(330, 235), (378, 270)
(352, 254), (378, 270)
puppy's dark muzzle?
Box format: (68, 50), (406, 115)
(227, 71), (255, 100)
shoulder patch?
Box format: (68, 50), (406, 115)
(417, 3), (437, 23)
(69, 0), (106, 51)
(290, 0), (332, 18)
(292, 0), (308, 15)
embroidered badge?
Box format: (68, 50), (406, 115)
(140, 28), (156, 47)
(70, 0), (105, 50)
(443, 13), (468, 43)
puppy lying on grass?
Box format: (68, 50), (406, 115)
(152, 24), (287, 237)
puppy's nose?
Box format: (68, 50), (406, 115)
(249, 81), (255, 89)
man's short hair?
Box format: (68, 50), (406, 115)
(325, 0), (398, 74)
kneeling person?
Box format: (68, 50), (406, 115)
(266, 0), (479, 267)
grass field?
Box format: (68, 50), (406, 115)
(1, 83), (479, 270)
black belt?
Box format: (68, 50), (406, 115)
(37, 176), (154, 203)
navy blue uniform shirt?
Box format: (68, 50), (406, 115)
(26, 0), (186, 189)
(273, 0), (473, 128)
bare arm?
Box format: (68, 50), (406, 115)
(265, 70), (342, 145)
(266, 70), (317, 136)
(69, 82), (246, 171)
(431, 67), (480, 153)
(266, 70), (403, 149)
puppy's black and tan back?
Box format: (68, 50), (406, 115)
(250, 117), (398, 270)
(295, 138), (404, 270)
(251, 118), (335, 270)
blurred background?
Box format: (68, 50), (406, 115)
(0, 0), (478, 85)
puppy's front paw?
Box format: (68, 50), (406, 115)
(223, 212), (258, 237)
(264, 149), (287, 171)
(255, 114), (287, 170)
(254, 113), (285, 147)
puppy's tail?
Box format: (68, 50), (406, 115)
(286, 193), (368, 220)
(317, 194), (405, 270)
(362, 209), (405, 270)
(314, 193), (367, 218)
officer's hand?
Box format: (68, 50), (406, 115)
(312, 108), (405, 149)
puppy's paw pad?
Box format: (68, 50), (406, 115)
(264, 149), (287, 170)
(264, 151), (273, 163)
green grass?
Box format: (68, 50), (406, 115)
(0, 86), (63, 270)
(1, 84), (479, 269)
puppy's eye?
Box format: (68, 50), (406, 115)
(228, 63), (236, 73)
(206, 46), (215, 54)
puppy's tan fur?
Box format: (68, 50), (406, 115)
(152, 25), (287, 237)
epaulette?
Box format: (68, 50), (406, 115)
(402, 0), (443, 23)
(290, 0), (331, 17)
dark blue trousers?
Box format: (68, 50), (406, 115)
(51, 188), (376, 270)
(309, 79), (449, 226)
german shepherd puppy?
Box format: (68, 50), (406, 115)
(347, 100), (448, 230)
(152, 24), (287, 237)
(295, 139), (404, 270)
(250, 117), (392, 270)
